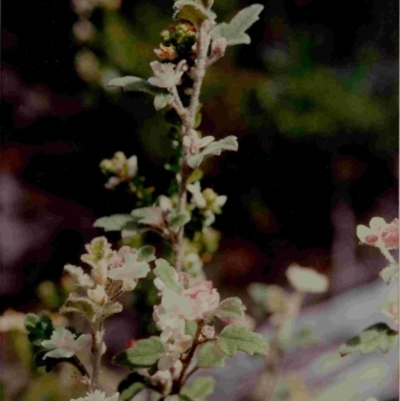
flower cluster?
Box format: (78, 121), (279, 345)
(357, 217), (399, 251)
(100, 152), (138, 190)
(41, 327), (91, 359)
(153, 270), (220, 370)
(62, 237), (153, 325)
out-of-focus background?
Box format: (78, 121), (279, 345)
(1, 0), (398, 400)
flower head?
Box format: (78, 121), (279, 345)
(41, 327), (91, 359)
(154, 44), (178, 61)
(357, 217), (399, 250)
(148, 60), (188, 89)
(108, 246), (151, 291)
(183, 129), (215, 155)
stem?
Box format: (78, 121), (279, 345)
(71, 355), (91, 380)
(378, 244), (397, 265)
(90, 325), (104, 391)
(173, 21), (213, 272)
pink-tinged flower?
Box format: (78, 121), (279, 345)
(41, 327), (91, 359)
(380, 285), (399, 328)
(184, 280), (220, 320)
(183, 129), (215, 154)
(154, 44), (178, 61)
(157, 330), (192, 371)
(108, 246), (151, 291)
(357, 217), (399, 250)
(148, 60), (188, 89)
(70, 390), (119, 401)
(211, 38), (227, 58)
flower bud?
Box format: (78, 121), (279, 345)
(154, 44), (178, 61)
(211, 38), (227, 58)
(201, 324), (215, 340)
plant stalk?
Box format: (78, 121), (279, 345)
(173, 21), (213, 272)
(90, 325), (104, 391)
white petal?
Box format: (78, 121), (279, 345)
(369, 217), (386, 230)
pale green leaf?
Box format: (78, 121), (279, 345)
(185, 321), (198, 338)
(60, 294), (100, 320)
(339, 323), (399, 356)
(154, 259), (183, 294)
(154, 93), (174, 110)
(215, 297), (245, 321)
(167, 211), (191, 230)
(173, 0), (216, 27)
(217, 324), (268, 356)
(120, 382), (147, 401)
(94, 214), (134, 232)
(187, 136), (238, 169)
(181, 376), (216, 400)
(93, 301), (123, 324)
(109, 76), (166, 96)
(211, 4), (264, 46)
(113, 337), (165, 369)
(197, 342), (227, 368)
(138, 245), (156, 262)
(379, 264), (399, 285)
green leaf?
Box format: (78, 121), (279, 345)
(211, 4), (264, 46)
(185, 321), (198, 338)
(181, 376), (216, 400)
(138, 245), (156, 262)
(113, 337), (165, 369)
(92, 302), (123, 324)
(109, 76), (167, 96)
(167, 211), (191, 230)
(154, 93), (174, 110)
(215, 297), (245, 321)
(217, 324), (268, 357)
(60, 295), (100, 321)
(197, 342), (227, 368)
(379, 264), (399, 285)
(120, 382), (147, 401)
(187, 136), (238, 169)
(24, 314), (54, 342)
(339, 323), (399, 356)
(173, 0), (216, 27)
(154, 259), (183, 294)
(94, 214), (134, 232)
(166, 396), (192, 401)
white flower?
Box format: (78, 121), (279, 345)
(187, 182), (206, 209)
(157, 330), (192, 371)
(183, 129), (215, 154)
(41, 327), (91, 359)
(286, 265), (329, 294)
(148, 60), (188, 89)
(108, 246), (151, 291)
(357, 217), (399, 250)
(70, 390), (119, 401)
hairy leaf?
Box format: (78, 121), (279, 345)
(113, 337), (165, 369)
(173, 0), (216, 27)
(187, 136), (238, 169)
(181, 376), (216, 400)
(120, 382), (146, 401)
(379, 264), (399, 285)
(217, 324), (268, 356)
(339, 323), (399, 356)
(185, 321), (198, 338)
(215, 297), (245, 321)
(197, 342), (227, 368)
(154, 259), (183, 294)
(93, 302), (123, 324)
(109, 76), (167, 96)
(167, 211), (191, 230)
(154, 93), (174, 110)
(94, 214), (137, 232)
(211, 4), (264, 46)
(138, 245), (156, 262)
